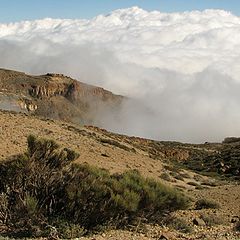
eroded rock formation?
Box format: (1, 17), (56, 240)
(0, 68), (123, 124)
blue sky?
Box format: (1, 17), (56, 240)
(0, 0), (239, 23)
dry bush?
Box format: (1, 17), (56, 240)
(234, 221), (240, 232)
(195, 199), (220, 210)
(200, 213), (225, 226)
(164, 215), (193, 233)
(159, 172), (171, 181)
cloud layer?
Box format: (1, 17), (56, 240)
(0, 7), (240, 142)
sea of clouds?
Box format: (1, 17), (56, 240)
(0, 7), (240, 142)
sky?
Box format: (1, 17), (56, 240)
(0, 0), (239, 23)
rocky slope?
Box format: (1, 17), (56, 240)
(0, 68), (123, 124)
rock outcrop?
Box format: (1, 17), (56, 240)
(0, 68), (123, 124)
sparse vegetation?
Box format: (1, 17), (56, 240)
(170, 171), (185, 181)
(234, 221), (240, 232)
(99, 138), (136, 152)
(222, 137), (240, 144)
(195, 199), (220, 210)
(183, 142), (240, 180)
(159, 172), (171, 181)
(201, 179), (218, 187)
(193, 174), (204, 182)
(164, 216), (193, 233)
(200, 214), (225, 226)
(179, 172), (191, 179)
(0, 135), (190, 238)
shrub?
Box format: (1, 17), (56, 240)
(234, 221), (240, 232)
(200, 214), (225, 226)
(222, 137), (240, 144)
(99, 138), (135, 152)
(63, 166), (190, 228)
(164, 216), (193, 233)
(193, 174), (204, 182)
(0, 135), (190, 237)
(179, 172), (191, 179)
(160, 172), (171, 181)
(53, 220), (86, 239)
(170, 172), (184, 181)
(24, 194), (38, 216)
(0, 193), (8, 224)
(195, 199), (220, 210)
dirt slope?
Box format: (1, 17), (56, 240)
(0, 110), (163, 180)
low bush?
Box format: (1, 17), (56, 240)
(53, 220), (86, 239)
(170, 172), (185, 181)
(0, 135), (190, 238)
(63, 164), (190, 228)
(195, 199), (220, 210)
(234, 221), (240, 232)
(200, 214), (225, 226)
(159, 172), (171, 181)
(164, 216), (193, 233)
(0, 193), (8, 224)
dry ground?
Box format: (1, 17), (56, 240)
(0, 110), (240, 240)
(0, 110), (163, 180)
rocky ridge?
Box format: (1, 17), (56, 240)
(0, 68), (123, 124)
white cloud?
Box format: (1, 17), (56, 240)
(0, 7), (240, 142)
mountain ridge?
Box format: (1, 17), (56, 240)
(0, 68), (123, 124)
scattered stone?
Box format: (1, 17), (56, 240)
(101, 153), (110, 157)
(193, 217), (206, 226)
(159, 232), (174, 240)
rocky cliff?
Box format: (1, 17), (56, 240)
(0, 68), (123, 124)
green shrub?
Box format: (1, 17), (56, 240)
(195, 199), (220, 210)
(53, 220), (86, 239)
(0, 193), (8, 224)
(63, 166), (190, 228)
(0, 135), (190, 237)
(25, 194), (38, 216)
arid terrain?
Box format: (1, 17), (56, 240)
(0, 110), (239, 240)
(0, 69), (239, 240)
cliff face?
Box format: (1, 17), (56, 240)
(0, 69), (123, 124)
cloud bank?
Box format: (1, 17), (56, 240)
(0, 7), (240, 142)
